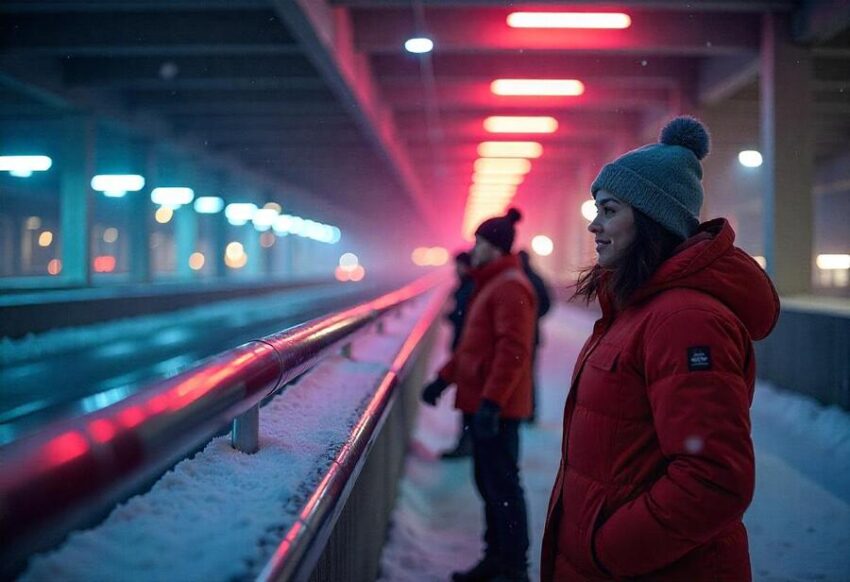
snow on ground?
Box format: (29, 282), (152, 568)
(379, 304), (850, 582)
(20, 294), (433, 582)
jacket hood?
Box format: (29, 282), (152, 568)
(631, 218), (780, 340)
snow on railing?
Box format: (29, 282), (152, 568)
(0, 273), (445, 577)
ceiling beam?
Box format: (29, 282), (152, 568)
(155, 101), (344, 116)
(14, 44), (302, 58)
(172, 114), (354, 132)
(372, 53), (690, 87)
(0, 1), (271, 12)
(124, 89), (336, 109)
(62, 54), (317, 87)
(352, 8), (760, 56)
(698, 53), (760, 105)
(383, 82), (671, 112)
(270, 0), (442, 231)
(2, 11), (295, 52)
(199, 128), (366, 145)
(793, 0), (850, 43)
(397, 123), (623, 144)
(334, 0), (792, 9)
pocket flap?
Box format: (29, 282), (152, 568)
(586, 342), (620, 372)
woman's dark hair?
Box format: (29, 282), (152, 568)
(572, 207), (684, 308)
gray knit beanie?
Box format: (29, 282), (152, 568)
(590, 116), (710, 240)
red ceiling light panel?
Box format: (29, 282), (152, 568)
(484, 116), (559, 134)
(477, 142), (543, 158)
(506, 12), (632, 29)
(491, 79), (585, 97)
(473, 158), (532, 175)
(472, 173), (525, 186)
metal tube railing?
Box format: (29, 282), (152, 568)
(256, 278), (448, 582)
(0, 273), (442, 576)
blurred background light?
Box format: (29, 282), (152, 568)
(0, 155), (52, 177)
(91, 174), (145, 198)
(194, 196), (224, 214)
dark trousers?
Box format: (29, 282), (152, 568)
(467, 413), (530, 570)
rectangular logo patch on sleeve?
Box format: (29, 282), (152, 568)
(687, 346), (712, 371)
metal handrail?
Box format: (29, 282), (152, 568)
(0, 273), (442, 575)
(256, 276), (448, 582)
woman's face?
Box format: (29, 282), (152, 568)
(588, 189), (637, 269)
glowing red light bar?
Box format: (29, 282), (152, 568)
(469, 185), (516, 197)
(484, 116), (558, 134)
(507, 12), (631, 29)
(478, 142), (543, 158)
(473, 173), (524, 186)
(491, 79), (585, 97)
(474, 158), (532, 174)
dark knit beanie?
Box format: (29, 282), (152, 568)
(475, 208), (522, 253)
(590, 116), (710, 240)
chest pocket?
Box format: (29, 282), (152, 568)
(586, 342), (619, 372)
(576, 342), (621, 411)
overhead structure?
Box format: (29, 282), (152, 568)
(1, 0), (850, 282)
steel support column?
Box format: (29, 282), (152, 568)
(760, 12), (814, 295)
(59, 115), (95, 286)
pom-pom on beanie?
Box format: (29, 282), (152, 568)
(475, 208), (522, 253)
(590, 116), (710, 240)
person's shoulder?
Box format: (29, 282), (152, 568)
(642, 288), (742, 338)
(646, 287), (725, 314)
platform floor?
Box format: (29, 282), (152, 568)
(379, 305), (850, 582)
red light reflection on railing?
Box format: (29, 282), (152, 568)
(118, 406), (147, 429)
(147, 393), (170, 414)
(88, 418), (117, 443)
(43, 431), (89, 466)
(167, 351), (257, 411)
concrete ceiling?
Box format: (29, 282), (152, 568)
(1, 0), (849, 249)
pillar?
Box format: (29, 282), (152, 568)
(761, 12), (814, 295)
(60, 115), (95, 286)
(128, 140), (155, 283)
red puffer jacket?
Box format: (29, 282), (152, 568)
(541, 219), (780, 581)
(439, 254), (537, 419)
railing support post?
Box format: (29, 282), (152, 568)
(232, 404), (260, 453)
(341, 343), (353, 359)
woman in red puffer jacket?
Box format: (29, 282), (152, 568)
(541, 117), (780, 581)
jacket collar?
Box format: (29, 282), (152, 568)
(471, 253), (521, 290)
(599, 218), (779, 340)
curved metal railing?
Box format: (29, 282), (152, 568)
(257, 276), (447, 582)
(0, 273), (444, 576)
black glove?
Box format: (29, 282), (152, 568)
(421, 377), (449, 406)
(473, 399), (501, 439)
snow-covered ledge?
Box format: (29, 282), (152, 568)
(12, 283), (448, 581)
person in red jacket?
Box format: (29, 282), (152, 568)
(423, 208), (537, 582)
(541, 116), (780, 582)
